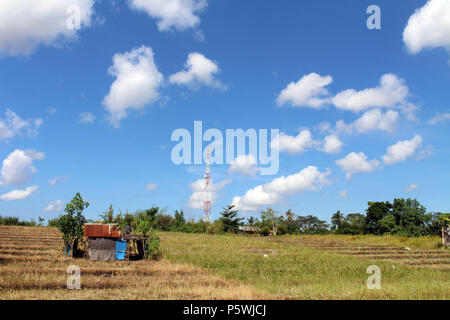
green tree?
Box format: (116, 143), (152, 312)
(296, 215), (330, 235)
(57, 193), (89, 253)
(219, 205), (243, 233)
(100, 204), (115, 223)
(261, 207), (282, 236)
(365, 201), (392, 234)
(284, 209), (298, 234)
(331, 210), (345, 233)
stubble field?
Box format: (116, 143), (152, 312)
(0, 226), (448, 299)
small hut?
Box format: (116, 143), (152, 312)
(83, 223), (149, 261)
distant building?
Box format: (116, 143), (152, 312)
(238, 226), (261, 234)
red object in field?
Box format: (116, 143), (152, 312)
(83, 224), (122, 238)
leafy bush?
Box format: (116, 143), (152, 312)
(145, 234), (160, 260)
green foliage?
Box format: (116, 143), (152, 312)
(365, 201), (392, 235)
(47, 217), (60, 228)
(219, 205), (243, 233)
(296, 215), (330, 235)
(145, 234), (160, 260)
(100, 204), (114, 223)
(57, 193), (89, 246)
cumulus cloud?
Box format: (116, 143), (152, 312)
(169, 52), (224, 89)
(320, 134), (343, 154)
(427, 112), (450, 125)
(277, 73), (332, 109)
(44, 200), (64, 212)
(403, 0), (450, 56)
(102, 46), (163, 127)
(336, 109), (399, 135)
(228, 154), (259, 177)
(49, 176), (69, 188)
(0, 109), (43, 142)
(382, 135), (423, 165)
(405, 183), (419, 193)
(271, 130), (316, 154)
(0, 149), (45, 187)
(332, 74), (409, 113)
(146, 183), (158, 191)
(232, 166), (330, 212)
(78, 112), (96, 124)
(0, 0), (95, 56)
(129, 0), (207, 32)
(0, 185), (38, 201)
(188, 179), (231, 210)
(336, 152), (380, 180)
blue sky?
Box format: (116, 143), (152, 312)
(0, 0), (449, 222)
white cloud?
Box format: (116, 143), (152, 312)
(44, 200), (64, 212)
(427, 112), (450, 125)
(416, 145), (434, 161)
(276, 73), (332, 109)
(228, 154), (259, 177)
(49, 176), (69, 188)
(271, 130), (315, 154)
(332, 74), (409, 113)
(102, 46), (163, 127)
(321, 134), (343, 154)
(336, 109), (399, 135)
(232, 166), (330, 212)
(336, 152), (380, 180)
(169, 52), (224, 89)
(339, 190), (348, 199)
(188, 179), (231, 210)
(129, 0), (207, 32)
(405, 183), (419, 193)
(382, 135), (423, 165)
(0, 0), (95, 56)
(78, 112), (96, 124)
(0, 185), (38, 201)
(0, 149), (45, 187)
(146, 183), (158, 191)
(0, 109), (43, 142)
(403, 0), (450, 55)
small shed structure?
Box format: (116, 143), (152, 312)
(83, 223), (149, 261)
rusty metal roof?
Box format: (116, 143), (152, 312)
(83, 224), (122, 238)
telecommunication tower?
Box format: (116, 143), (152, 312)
(203, 147), (212, 223)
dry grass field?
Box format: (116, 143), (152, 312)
(0, 226), (449, 300)
(0, 226), (270, 300)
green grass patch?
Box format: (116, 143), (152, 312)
(160, 232), (449, 300)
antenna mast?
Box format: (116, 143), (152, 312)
(203, 147), (212, 223)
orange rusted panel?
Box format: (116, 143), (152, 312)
(83, 224), (122, 238)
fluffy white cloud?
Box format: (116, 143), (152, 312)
(129, 0), (207, 31)
(0, 109), (43, 142)
(276, 73), (332, 109)
(403, 0), (450, 55)
(49, 176), (69, 188)
(336, 109), (399, 135)
(382, 135), (423, 165)
(78, 112), (96, 124)
(321, 134), (343, 154)
(146, 183), (158, 191)
(44, 200), (64, 212)
(0, 185), (38, 201)
(228, 154), (259, 177)
(169, 52), (224, 89)
(339, 190), (348, 199)
(332, 74), (409, 113)
(103, 46), (163, 127)
(427, 113), (450, 125)
(0, 149), (45, 187)
(0, 0), (95, 56)
(188, 179), (231, 210)
(405, 183), (419, 193)
(271, 130), (315, 154)
(336, 152), (380, 180)
(232, 166), (330, 212)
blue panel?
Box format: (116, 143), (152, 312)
(115, 240), (127, 260)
